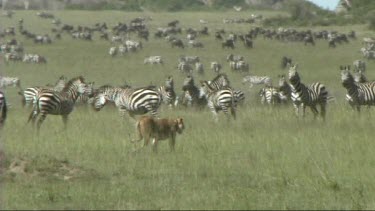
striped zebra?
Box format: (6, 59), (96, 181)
(288, 64), (329, 120)
(242, 74), (272, 88)
(27, 76), (93, 134)
(259, 86), (281, 105)
(353, 69), (368, 83)
(233, 90), (245, 105)
(0, 76), (21, 89)
(157, 76), (176, 108)
(278, 74), (291, 103)
(199, 80), (236, 121)
(19, 75), (67, 107)
(0, 90), (7, 129)
(207, 73), (231, 90)
(180, 75), (207, 108)
(75, 82), (96, 107)
(341, 65), (375, 112)
(207, 74), (245, 105)
(93, 85), (162, 120)
(353, 60), (366, 73)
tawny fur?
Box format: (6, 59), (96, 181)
(133, 116), (185, 152)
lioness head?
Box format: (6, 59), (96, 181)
(174, 118), (184, 134)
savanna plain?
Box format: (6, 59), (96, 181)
(1, 10), (375, 209)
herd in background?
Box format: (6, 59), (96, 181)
(1, 11), (375, 144)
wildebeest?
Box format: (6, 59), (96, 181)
(171, 39), (184, 49)
(222, 39), (235, 49)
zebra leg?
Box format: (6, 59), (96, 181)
(62, 115), (68, 130)
(208, 103), (219, 122)
(293, 103), (299, 117)
(36, 114), (47, 135)
(310, 105), (319, 120)
(320, 103), (326, 121)
(27, 109), (39, 127)
(301, 104), (306, 118)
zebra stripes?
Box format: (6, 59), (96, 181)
(288, 64), (329, 120)
(157, 76), (177, 108)
(259, 86), (282, 105)
(20, 75), (67, 107)
(242, 75), (272, 88)
(278, 74), (291, 103)
(341, 65), (375, 112)
(199, 80), (236, 121)
(93, 85), (162, 119)
(0, 90), (7, 128)
(27, 76), (92, 134)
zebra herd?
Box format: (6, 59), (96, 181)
(2, 59), (375, 135)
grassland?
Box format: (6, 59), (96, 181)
(1, 10), (375, 209)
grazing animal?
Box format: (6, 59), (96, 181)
(242, 75), (272, 88)
(353, 70), (368, 83)
(0, 76), (21, 89)
(222, 39), (235, 49)
(93, 85), (162, 120)
(288, 64), (329, 120)
(0, 91), (7, 129)
(132, 116), (185, 152)
(180, 76), (207, 108)
(144, 56), (163, 65)
(353, 60), (366, 73)
(195, 62), (204, 75)
(199, 80), (236, 121)
(27, 76), (93, 135)
(210, 62), (222, 73)
(177, 62), (193, 75)
(341, 65), (375, 112)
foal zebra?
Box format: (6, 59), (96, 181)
(288, 64), (329, 120)
(93, 85), (162, 120)
(0, 90), (7, 129)
(27, 76), (92, 134)
(341, 65), (375, 112)
(199, 80), (236, 121)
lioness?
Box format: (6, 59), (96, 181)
(133, 116), (185, 152)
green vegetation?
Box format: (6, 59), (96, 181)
(1, 10), (375, 209)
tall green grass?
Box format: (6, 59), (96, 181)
(1, 11), (375, 209)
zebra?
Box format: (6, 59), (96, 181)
(144, 56), (163, 65)
(93, 85), (162, 120)
(19, 75), (67, 107)
(0, 76), (21, 89)
(180, 75), (207, 108)
(341, 65), (375, 112)
(353, 60), (366, 72)
(27, 76), (93, 134)
(233, 90), (245, 105)
(259, 86), (281, 105)
(195, 62), (204, 75)
(157, 76), (176, 108)
(210, 62), (222, 73)
(177, 61), (193, 75)
(0, 90), (7, 129)
(242, 75), (272, 88)
(207, 73), (231, 90)
(75, 82), (96, 107)
(199, 80), (236, 121)
(353, 69), (368, 83)
(288, 64), (329, 120)
(278, 74), (291, 103)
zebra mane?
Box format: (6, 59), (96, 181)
(61, 76), (85, 92)
(211, 73), (230, 83)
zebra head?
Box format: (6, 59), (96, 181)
(84, 81), (95, 97)
(340, 65), (354, 85)
(93, 93), (107, 111)
(61, 76), (86, 96)
(182, 75), (194, 91)
(199, 80), (214, 98)
(288, 64), (300, 84)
